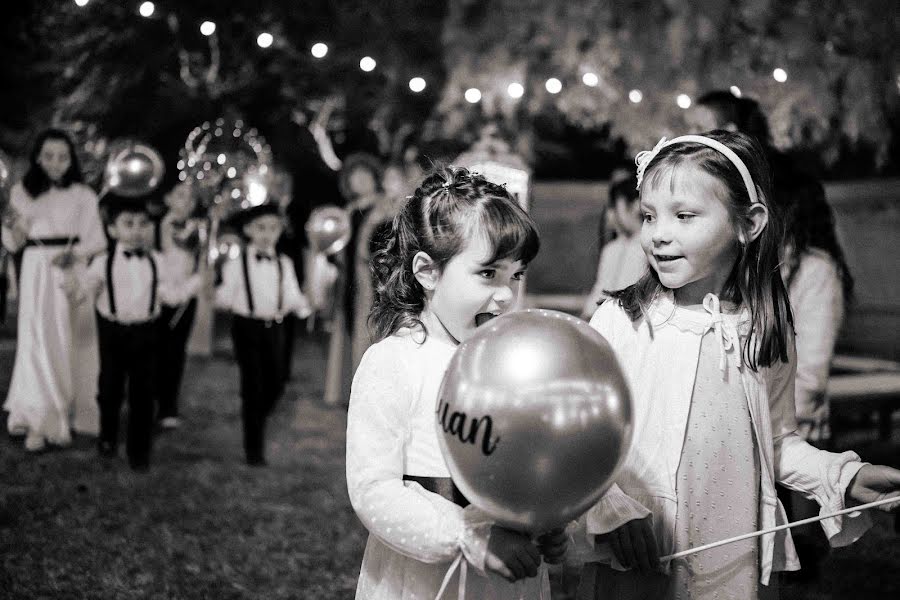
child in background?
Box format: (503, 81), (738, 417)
(71, 193), (201, 471)
(581, 171), (647, 319)
(215, 203), (311, 466)
(346, 166), (567, 599)
(155, 181), (205, 430)
(577, 131), (900, 599)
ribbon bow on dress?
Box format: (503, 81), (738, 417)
(702, 292), (743, 373)
(634, 136), (669, 189)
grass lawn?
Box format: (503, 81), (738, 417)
(1, 321), (899, 598)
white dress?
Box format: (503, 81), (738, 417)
(346, 329), (551, 599)
(2, 182), (106, 442)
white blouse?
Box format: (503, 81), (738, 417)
(579, 292), (871, 585)
(346, 329), (550, 599)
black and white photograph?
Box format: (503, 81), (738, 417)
(1, 1), (898, 598)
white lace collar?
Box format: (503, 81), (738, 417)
(647, 290), (751, 372)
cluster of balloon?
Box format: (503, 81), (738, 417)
(178, 117), (274, 220)
(103, 139), (165, 198)
(437, 309), (633, 533)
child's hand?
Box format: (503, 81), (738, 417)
(51, 250), (77, 269)
(59, 276), (82, 304)
(485, 525), (541, 582)
(847, 464), (900, 511)
(595, 516), (660, 573)
(536, 527), (568, 564)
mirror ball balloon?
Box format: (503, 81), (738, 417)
(305, 205), (351, 255)
(105, 141), (165, 197)
(437, 309), (632, 533)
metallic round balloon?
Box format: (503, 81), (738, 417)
(437, 309), (633, 533)
(105, 140), (165, 197)
(305, 205), (352, 255)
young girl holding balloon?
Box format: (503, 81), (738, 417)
(346, 166), (567, 599)
(577, 130), (900, 599)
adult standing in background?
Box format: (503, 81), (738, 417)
(1, 128), (106, 450)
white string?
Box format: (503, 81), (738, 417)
(659, 496), (898, 562)
(434, 553), (465, 600)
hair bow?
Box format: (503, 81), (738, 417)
(634, 136), (669, 190)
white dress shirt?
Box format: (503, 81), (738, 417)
(215, 245), (311, 320)
(84, 245), (202, 324)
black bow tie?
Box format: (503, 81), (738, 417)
(123, 249), (146, 259)
(255, 252), (275, 262)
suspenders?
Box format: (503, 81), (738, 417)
(240, 248), (283, 318)
(106, 246), (158, 318)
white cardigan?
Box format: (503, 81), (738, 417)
(580, 292), (871, 585)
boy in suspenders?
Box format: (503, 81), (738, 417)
(73, 193), (202, 471)
(215, 203), (311, 466)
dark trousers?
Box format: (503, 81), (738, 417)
(156, 300), (197, 419)
(96, 314), (160, 467)
(231, 315), (286, 463)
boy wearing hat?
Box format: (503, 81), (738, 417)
(215, 203), (311, 466)
(68, 193), (202, 471)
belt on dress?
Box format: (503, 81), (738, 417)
(24, 236), (80, 248)
(403, 475), (470, 508)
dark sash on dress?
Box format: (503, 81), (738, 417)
(402, 475), (470, 508)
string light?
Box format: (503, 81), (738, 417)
(74, 0), (90, 6)
(409, 77), (426, 93)
(138, 2), (154, 17)
(257, 33), (273, 48)
(676, 94), (692, 109)
(628, 89), (643, 104)
(582, 72), (599, 87)
(730, 85), (742, 97)
(507, 82), (524, 99)
(545, 78), (562, 94)
(311, 43), (328, 58)
(199, 21), (216, 36)
(464, 88), (482, 103)
(773, 68), (788, 82)
(359, 56), (376, 72)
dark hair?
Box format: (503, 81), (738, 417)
(102, 192), (152, 222)
(22, 128), (83, 198)
(613, 130), (792, 370)
(338, 153), (383, 201)
(370, 165), (540, 342)
(773, 173), (854, 302)
(696, 91), (772, 147)
(608, 173), (639, 208)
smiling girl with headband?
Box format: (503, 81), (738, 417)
(575, 130), (900, 599)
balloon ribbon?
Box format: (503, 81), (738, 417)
(660, 496), (898, 562)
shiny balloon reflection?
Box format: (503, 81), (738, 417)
(305, 205), (351, 255)
(437, 309), (632, 532)
(105, 141), (165, 197)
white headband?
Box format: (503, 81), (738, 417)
(634, 135), (760, 205)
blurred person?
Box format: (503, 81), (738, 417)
(1, 128), (106, 450)
(581, 170), (647, 319)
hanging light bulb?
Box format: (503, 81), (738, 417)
(138, 2), (154, 17)
(311, 43), (328, 58)
(773, 68), (788, 82)
(507, 82), (525, 99)
(545, 78), (562, 94)
(464, 88), (482, 103)
(409, 77), (426, 93)
(676, 94), (692, 109)
(628, 89), (643, 104)
(200, 21), (216, 36)
(730, 85), (742, 97)
(582, 72), (599, 87)
(257, 33), (274, 48)
(360, 56), (376, 72)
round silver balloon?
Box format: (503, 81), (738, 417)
(437, 309), (633, 533)
(105, 140), (165, 197)
(305, 205), (351, 255)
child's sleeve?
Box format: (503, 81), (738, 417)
(279, 256), (312, 319)
(214, 257), (240, 312)
(76, 189), (107, 260)
(770, 337), (872, 546)
(156, 252), (202, 306)
(346, 345), (492, 572)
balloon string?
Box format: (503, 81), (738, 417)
(660, 496), (898, 562)
(433, 553), (464, 600)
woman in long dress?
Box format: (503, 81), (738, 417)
(1, 129), (106, 451)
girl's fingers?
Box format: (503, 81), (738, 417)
(485, 554), (514, 582)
